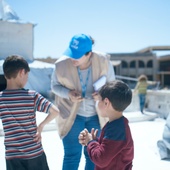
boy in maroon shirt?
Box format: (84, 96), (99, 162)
(78, 80), (134, 170)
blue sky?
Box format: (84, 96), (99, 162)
(6, 0), (170, 58)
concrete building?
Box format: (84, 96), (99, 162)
(157, 54), (170, 87)
(0, 20), (34, 61)
(109, 46), (170, 88)
(0, 0), (35, 61)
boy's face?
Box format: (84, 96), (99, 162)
(96, 96), (107, 117)
(17, 69), (29, 88)
(22, 71), (29, 87)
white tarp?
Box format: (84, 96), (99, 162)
(25, 60), (55, 98)
(0, 0), (19, 21)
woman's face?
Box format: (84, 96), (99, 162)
(70, 52), (91, 67)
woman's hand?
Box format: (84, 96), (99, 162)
(69, 90), (83, 102)
(92, 92), (100, 101)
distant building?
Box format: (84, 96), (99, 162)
(109, 46), (170, 88)
(157, 54), (170, 87)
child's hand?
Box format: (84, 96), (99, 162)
(91, 128), (98, 140)
(34, 131), (42, 143)
(78, 128), (89, 146)
(78, 128), (98, 146)
(34, 124), (43, 143)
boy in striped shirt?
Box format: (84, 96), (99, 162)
(0, 55), (60, 170)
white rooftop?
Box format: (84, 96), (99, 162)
(0, 111), (169, 170)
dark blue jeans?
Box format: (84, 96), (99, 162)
(138, 94), (146, 113)
(62, 115), (101, 170)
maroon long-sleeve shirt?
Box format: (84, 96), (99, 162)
(87, 116), (134, 170)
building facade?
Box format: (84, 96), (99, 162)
(109, 46), (170, 88)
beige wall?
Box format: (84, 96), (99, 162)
(146, 90), (170, 118)
(126, 90), (170, 119)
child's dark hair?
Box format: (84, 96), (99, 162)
(3, 55), (30, 79)
(99, 80), (132, 112)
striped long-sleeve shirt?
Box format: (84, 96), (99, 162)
(0, 88), (52, 160)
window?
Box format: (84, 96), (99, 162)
(147, 60), (153, 68)
(139, 60), (145, 68)
(130, 61), (136, 68)
(122, 61), (128, 68)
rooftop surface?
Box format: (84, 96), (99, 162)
(0, 111), (169, 170)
